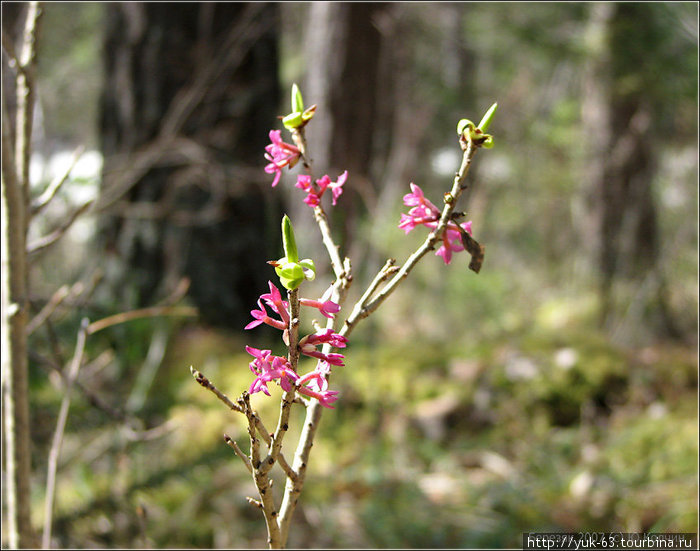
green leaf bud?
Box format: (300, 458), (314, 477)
(275, 261), (305, 290)
(477, 102), (498, 132)
(299, 258), (316, 281)
(281, 215), (299, 263)
(457, 118), (474, 136)
(282, 112), (304, 130)
(291, 83), (304, 113)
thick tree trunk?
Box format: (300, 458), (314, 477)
(581, 3), (682, 339)
(97, 3), (282, 328)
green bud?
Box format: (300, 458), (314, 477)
(481, 135), (495, 149)
(457, 118), (474, 136)
(275, 261), (305, 290)
(477, 102), (498, 132)
(282, 112), (304, 130)
(301, 104), (316, 123)
(281, 215), (299, 263)
(299, 258), (316, 281)
(291, 83), (304, 113)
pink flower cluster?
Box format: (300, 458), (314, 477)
(295, 171), (348, 207)
(398, 183), (473, 265)
(245, 347), (339, 409)
(263, 129), (348, 208)
(264, 130), (301, 187)
(244, 281), (346, 408)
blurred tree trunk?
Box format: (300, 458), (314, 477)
(298, 2), (389, 262)
(97, 3), (282, 328)
(581, 3), (682, 339)
(1, 3), (39, 547)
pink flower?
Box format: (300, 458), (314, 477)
(245, 346), (299, 395)
(403, 183), (440, 213)
(300, 329), (348, 350)
(299, 286), (341, 319)
(327, 170), (347, 206)
(298, 329), (347, 365)
(297, 385), (339, 409)
(245, 297), (287, 331)
(398, 183), (474, 265)
(260, 281), (290, 326)
(245, 347), (339, 407)
(302, 350), (345, 366)
(295, 171), (348, 207)
(264, 130), (301, 187)
(295, 362), (338, 407)
(434, 221), (472, 265)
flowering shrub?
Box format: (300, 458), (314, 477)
(192, 83), (497, 548)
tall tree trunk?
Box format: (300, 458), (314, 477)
(581, 3), (680, 339)
(97, 3), (282, 329)
(299, 2), (389, 262)
(1, 2), (40, 547)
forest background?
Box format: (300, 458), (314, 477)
(1, 2), (698, 548)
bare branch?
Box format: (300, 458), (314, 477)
(224, 434), (253, 474)
(26, 285), (70, 336)
(86, 305), (197, 335)
(26, 199), (94, 256)
(31, 145), (85, 216)
(241, 392), (281, 547)
(190, 366), (244, 414)
(42, 317), (89, 550)
(340, 137), (479, 338)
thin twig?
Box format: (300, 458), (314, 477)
(26, 285), (70, 335)
(340, 137), (478, 338)
(26, 199), (94, 256)
(26, 278), (89, 336)
(86, 306), (197, 335)
(241, 392), (281, 548)
(31, 145), (85, 215)
(278, 137), (480, 546)
(188, 366), (296, 478)
(190, 367), (244, 414)
(291, 127), (348, 282)
(42, 317), (89, 550)
(224, 434), (253, 474)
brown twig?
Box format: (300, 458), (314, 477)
(86, 306), (198, 335)
(224, 434), (253, 474)
(241, 392), (281, 548)
(31, 145), (85, 215)
(189, 367), (296, 480)
(340, 137), (479, 338)
(190, 367), (244, 413)
(26, 199), (94, 256)
(42, 317), (89, 549)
